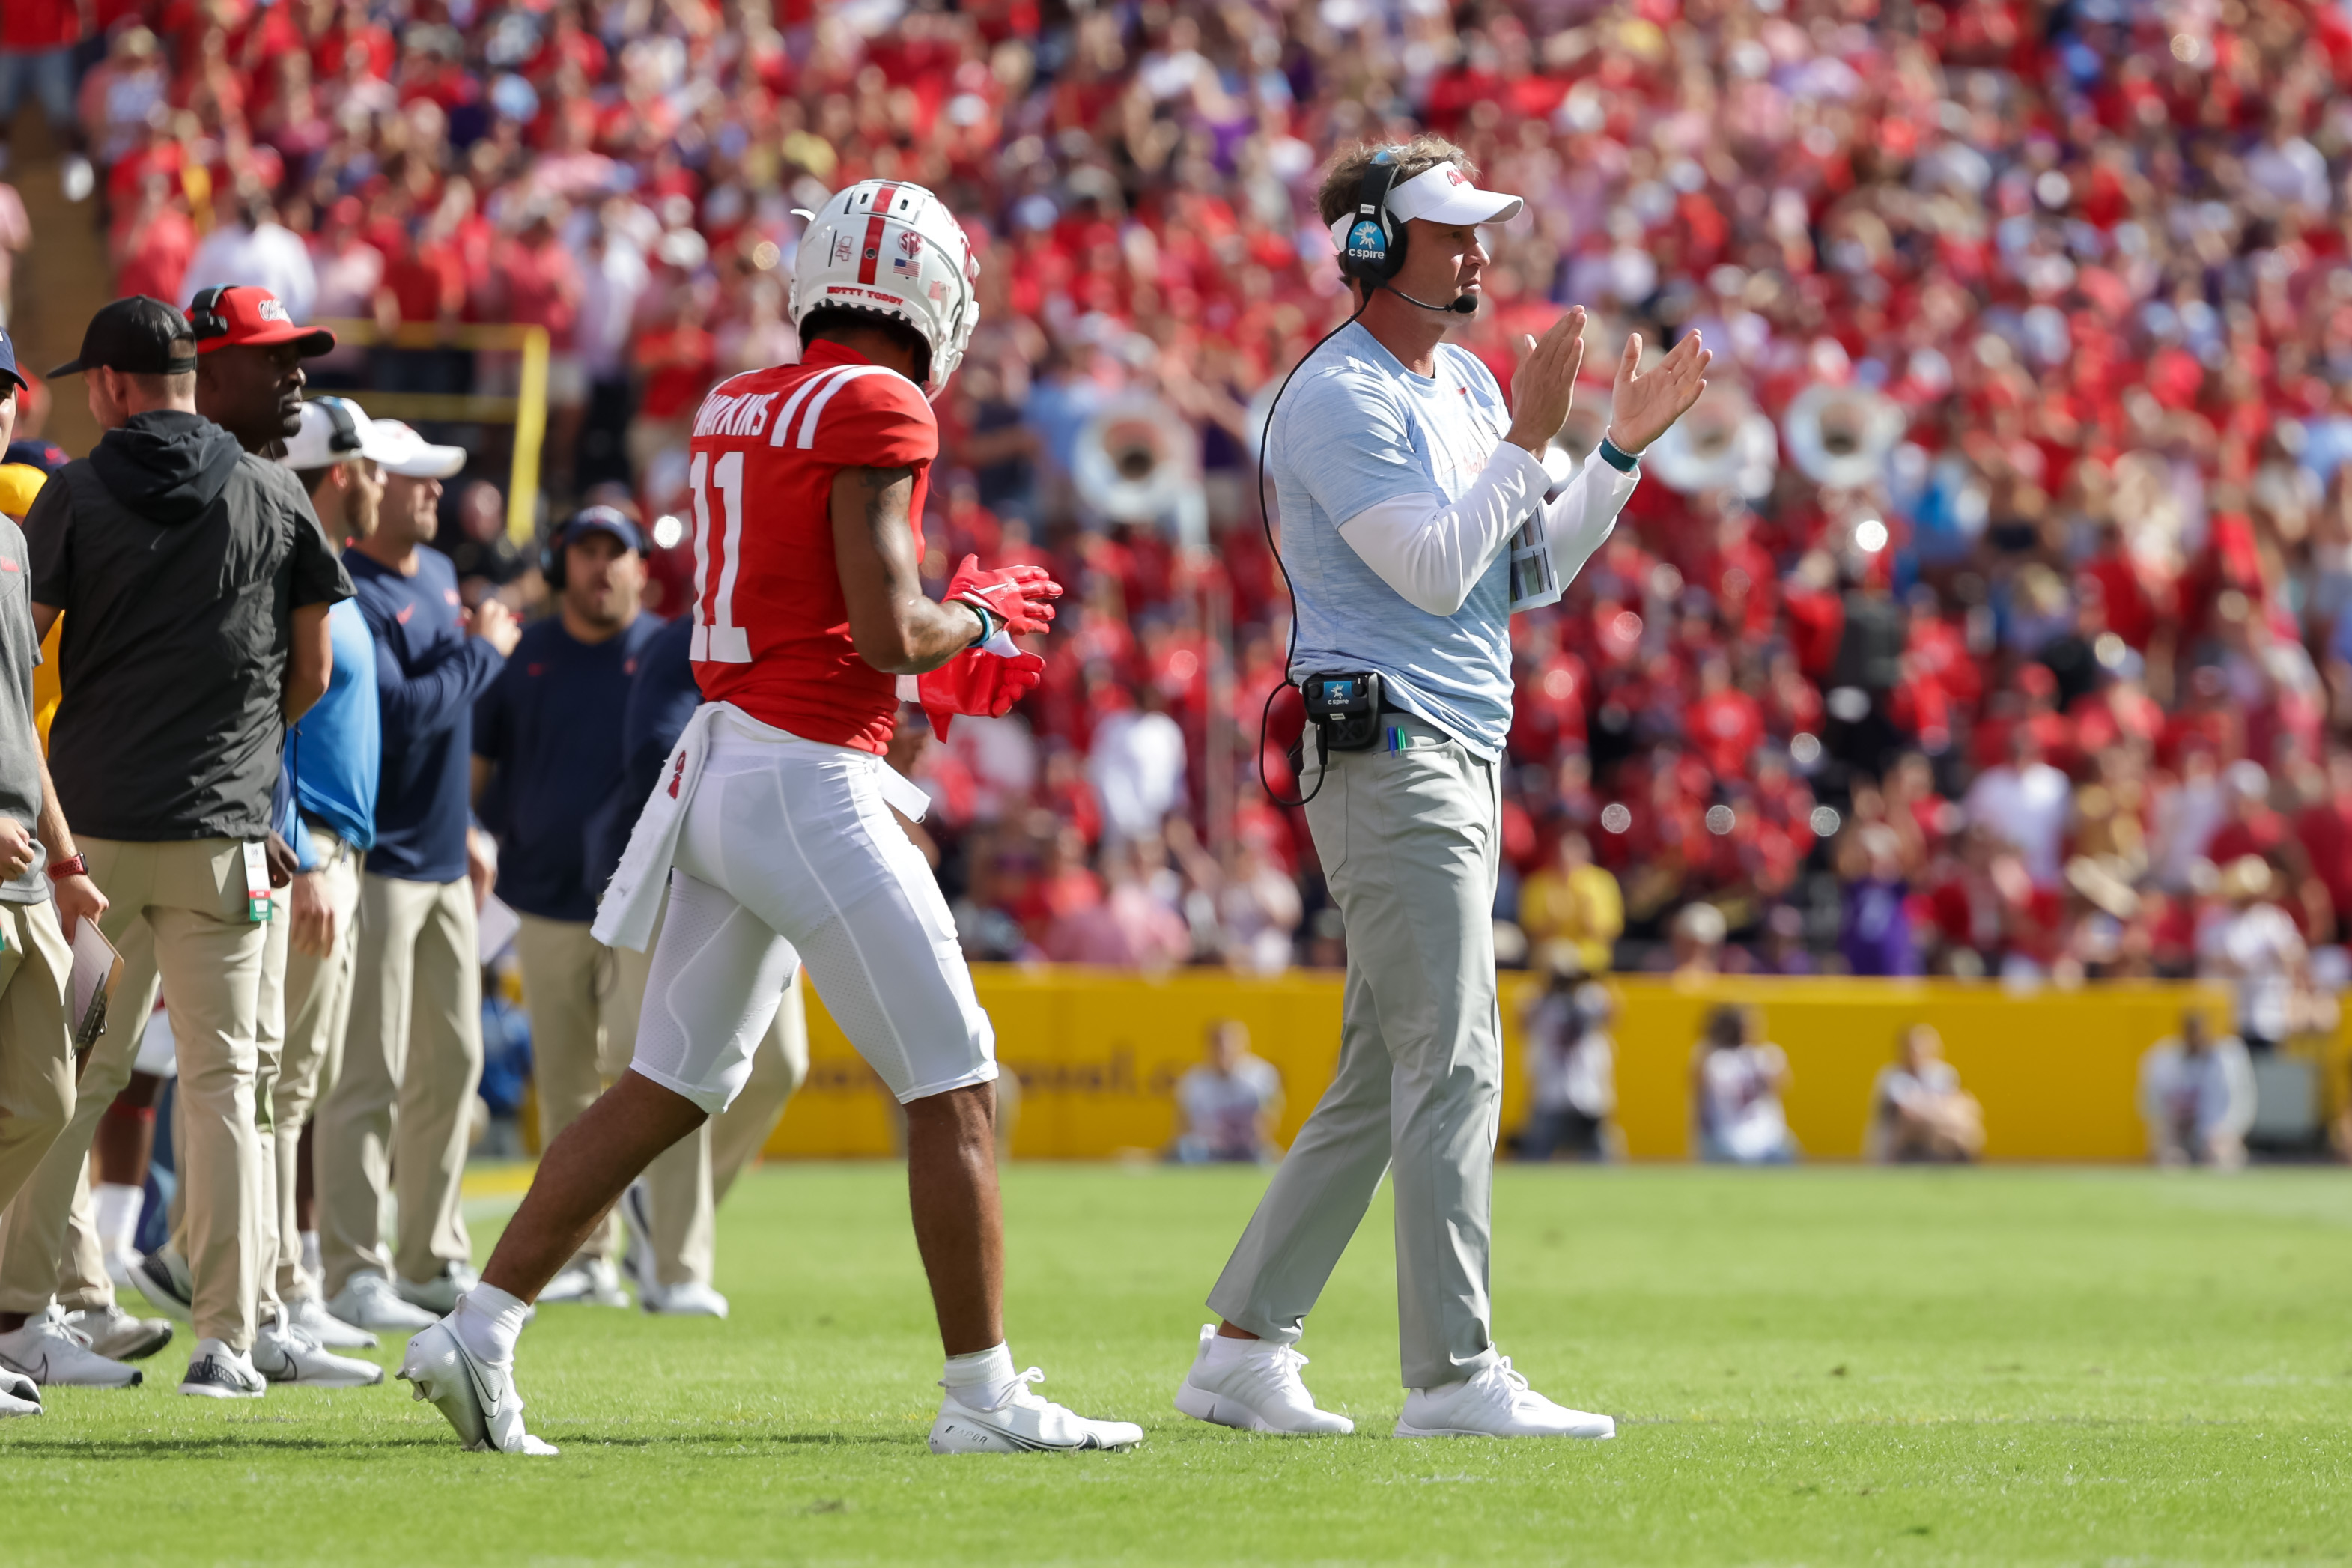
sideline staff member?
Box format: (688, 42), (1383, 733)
(470, 505), (659, 1309)
(1175, 138), (1707, 1439)
(2, 296), (347, 1400)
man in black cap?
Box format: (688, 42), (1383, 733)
(0, 297), (352, 1403)
(109, 287), (381, 1389)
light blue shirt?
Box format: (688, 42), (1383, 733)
(285, 598), (380, 853)
(1271, 322), (1516, 756)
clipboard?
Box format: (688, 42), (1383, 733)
(68, 917), (122, 1071)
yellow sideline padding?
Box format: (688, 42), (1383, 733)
(763, 968), (2283, 1163)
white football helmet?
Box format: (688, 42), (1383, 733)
(790, 180), (979, 398)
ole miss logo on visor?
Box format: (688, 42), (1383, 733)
(258, 297), (292, 323)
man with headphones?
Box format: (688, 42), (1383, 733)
(468, 505), (658, 1308)
(1173, 137), (1710, 1440)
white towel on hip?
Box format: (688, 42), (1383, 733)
(593, 702), (726, 952)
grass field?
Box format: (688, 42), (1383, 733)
(4, 1162), (2350, 1566)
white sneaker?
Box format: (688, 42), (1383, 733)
(285, 1293), (379, 1350)
(0, 1305), (144, 1387)
(1394, 1358), (1614, 1440)
(616, 1181), (656, 1296)
(643, 1280), (728, 1318)
(929, 1367), (1144, 1453)
(179, 1338), (266, 1399)
(397, 1318), (557, 1456)
(1173, 1325), (1353, 1435)
(64, 1303), (174, 1361)
(253, 1315), (384, 1388)
(329, 1273), (440, 1332)
(538, 1256), (629, 1307)
(129, 1249), (195, 1323)
(395, 1263), (480, 1316)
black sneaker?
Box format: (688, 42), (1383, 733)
(130, 1251), (195, 1325)
(178, 1340), (265, 1400)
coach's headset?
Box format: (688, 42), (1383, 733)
(186, 285), (234, 344)
(1256, 150), (1478, 807)
(542, 505), (648, 591)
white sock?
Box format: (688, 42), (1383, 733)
(452, 1284), (529, 1367)
(300, 1231), (321, 1280)
(942, 1343), (1019, 1410)
(94, 1184), (145, 1254)
(1203, 1332), (1265, 1366)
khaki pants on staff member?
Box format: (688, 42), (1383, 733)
(0, 839), (268, 1352)
(608, 894), (804, 1292)
(1207, 717), (1506, 1391)
(511, 913), (635, 1264)
(0, 898), (75, 1219)
(314, 872), (481, 1298)
(268, 827), (361, 1302)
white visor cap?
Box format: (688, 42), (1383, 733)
(1327, 161), (1525, 252)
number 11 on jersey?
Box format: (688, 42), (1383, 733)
(690, 449), (753, 663)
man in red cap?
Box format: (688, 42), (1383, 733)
(188, 286), (336, 458)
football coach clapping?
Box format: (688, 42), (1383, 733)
(1174, 136), (1707, 1441)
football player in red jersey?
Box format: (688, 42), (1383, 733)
(401, 182), (1143, 1456)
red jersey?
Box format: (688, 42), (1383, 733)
(686, 341), (936, 754)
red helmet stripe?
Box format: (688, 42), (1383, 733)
(856, 183), (902, 285)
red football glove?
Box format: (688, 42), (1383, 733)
(947, 554), (1062, 639)
(917, 648), (1046, 740)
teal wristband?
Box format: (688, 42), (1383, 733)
(1596, 436), (1638, 473)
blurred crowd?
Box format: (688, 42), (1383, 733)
(14, 0), (2352, 996)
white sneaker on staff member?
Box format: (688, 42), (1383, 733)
(1173, 1325), (1353, 1435)
(1394, 1357), (1614, 1439)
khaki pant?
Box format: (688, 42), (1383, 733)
(610, 900), (805, 1289)
(0, 897), (74, 1219)
(1208, 718), (1505, 1391)
(0, 839), (267, 1350)
(513, 913), (633, 1262)
(269, 828), (360, 1301)
(53, 931), (156, 1316)
(314, 872), (481, 1297)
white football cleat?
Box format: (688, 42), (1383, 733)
(1173, 1325), (1353, 1435)
(329, 1273), (440, 1332)
(179, 1338), (266, 1399)
(64, 1303), (174, 1362)
(643, 1280), (729, 1318)
(538, 1257), (630, 1308)
(252, 1314), (384, 1388)
(0, 1305), (144, 1387)
(1394, 1358), (1614, 1440)
(285, 1294), (379, 1350)
(929, 1367), (1143, 1453)
(397, 1318), (557, 1456)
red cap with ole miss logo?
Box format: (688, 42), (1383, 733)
(187, 285), (337, 357)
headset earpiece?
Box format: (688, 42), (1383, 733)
(1340, 149), (1408, 289)
(540, 518), (569, 591)
(187, 286), (230, 343)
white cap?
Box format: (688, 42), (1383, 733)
(281, 398), (467, 478)
(1325, 160), (1524, 253)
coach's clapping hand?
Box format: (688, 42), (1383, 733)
(1504, 305), (1587, 458)
(1603, 329), (1713, 455)
(469, 597), (522, 659)
(0, 817), (34, 881)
